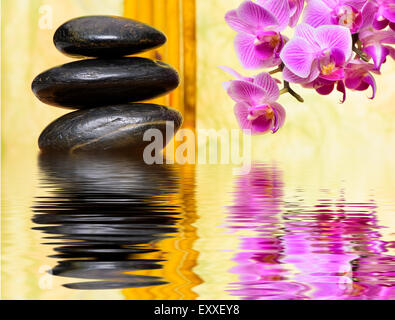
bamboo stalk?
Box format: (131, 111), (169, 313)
(123, 0), (196, 130)
(182, 0), (196, 130)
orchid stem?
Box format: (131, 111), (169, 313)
(352, 46), (369, 62)
(281, 81), (304, 103)
(280, 88), (288, 95)
(352, 34), (369, 62)
(269, 66), (282, 74)
(352, 33), (359, 46)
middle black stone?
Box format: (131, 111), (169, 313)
(31, 57), (180, 109)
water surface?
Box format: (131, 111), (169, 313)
(2, 154), (394, 299)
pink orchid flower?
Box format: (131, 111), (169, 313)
(304, 59), (379, 101)
(359, 28), (395, 70)
(225, 0), (291, 69)
(223, 71), (286, 135)
(303, 0), (366, 33)
(344, 59), (379, 98)
(361, 0), (395, 30)
(304, 77), (348, 102)
(280, 23), (352, 84)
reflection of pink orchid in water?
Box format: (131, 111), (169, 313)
(227, 164), (310, 299)
(223, 69), (286, 135)
(303, 0), (365, 33)
(226, 163), (395, 300)
(359, 28), (395, 70)
(361, 0), (395, 30)
(281, 198), (395, 300)
(225, 0), (291, 68)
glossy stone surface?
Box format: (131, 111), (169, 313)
(53, 15), (167, 58)
(31, 57), (179, 109)
(38, 104), (183, 153)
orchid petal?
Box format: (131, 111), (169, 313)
(355, 81), (369, 91)
(315, 25), (352, 60)
(257, 0), (290, 31)
(363, 74), (376, 99)
(237, 1), (278, 29)
(344, 75), (360, 90)
(271, 102), (286, 133)
(219, 65), (253, 82)
(251, 114), (274, 134)
(219, 65), (244, 79)
(361, 1), (377, 29)
(234, 102), (254, 132)
(222, 81), (231, 91)
(294, 23), (320, 47)
(235, 33), (266, 69)
(280, 37), (317, 78)
(374, 30), (395, 45)
(289, 0), (305, 27)
(258, 56), (283, 68)
(345, 68), (363, 89)
(225, 9), (253, 34)
(282, 67), (310, 83)
(320, 68), (345, 81)
(344, 61), (377, 99)
(347, 7), (363, 33)
(321, 0), (338, 7)
(282, 64), (320, 84)
(373, 15), (389, 29)
(364, 44), (389, 70)
(345, 0), (369, 11)
(227, 80), (266, 104)
(316, 82), (335, 95)
(254, 41), (276, 59)
(382, 5), (395, 23)
(358, 28), (373, 42)
(303, 0), (332, 28)
(331, 47), (346, 66)
(347, 59), (378, 73)
(253, 72), (280, 102)
(336, 80), (346, 103)
(359, 29), (395, 51)
(289, 0), (297, 16)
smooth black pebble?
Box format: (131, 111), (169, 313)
(38, 103), (183, 153)
(31, 57), (179, 109)
(53, 15), (167, 58)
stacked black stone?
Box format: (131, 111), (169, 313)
(32, 16), (183, 154)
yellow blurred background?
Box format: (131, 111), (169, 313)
(2, 0), (395, 300)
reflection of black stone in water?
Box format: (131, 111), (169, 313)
(33, 153), (181, 290)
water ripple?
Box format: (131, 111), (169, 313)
(32, 153), (182, 290)
(226, 163), (395, 300)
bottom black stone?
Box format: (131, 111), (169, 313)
(38, 103), (183, 153)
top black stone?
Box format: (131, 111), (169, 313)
(53, 15), (167, 58)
